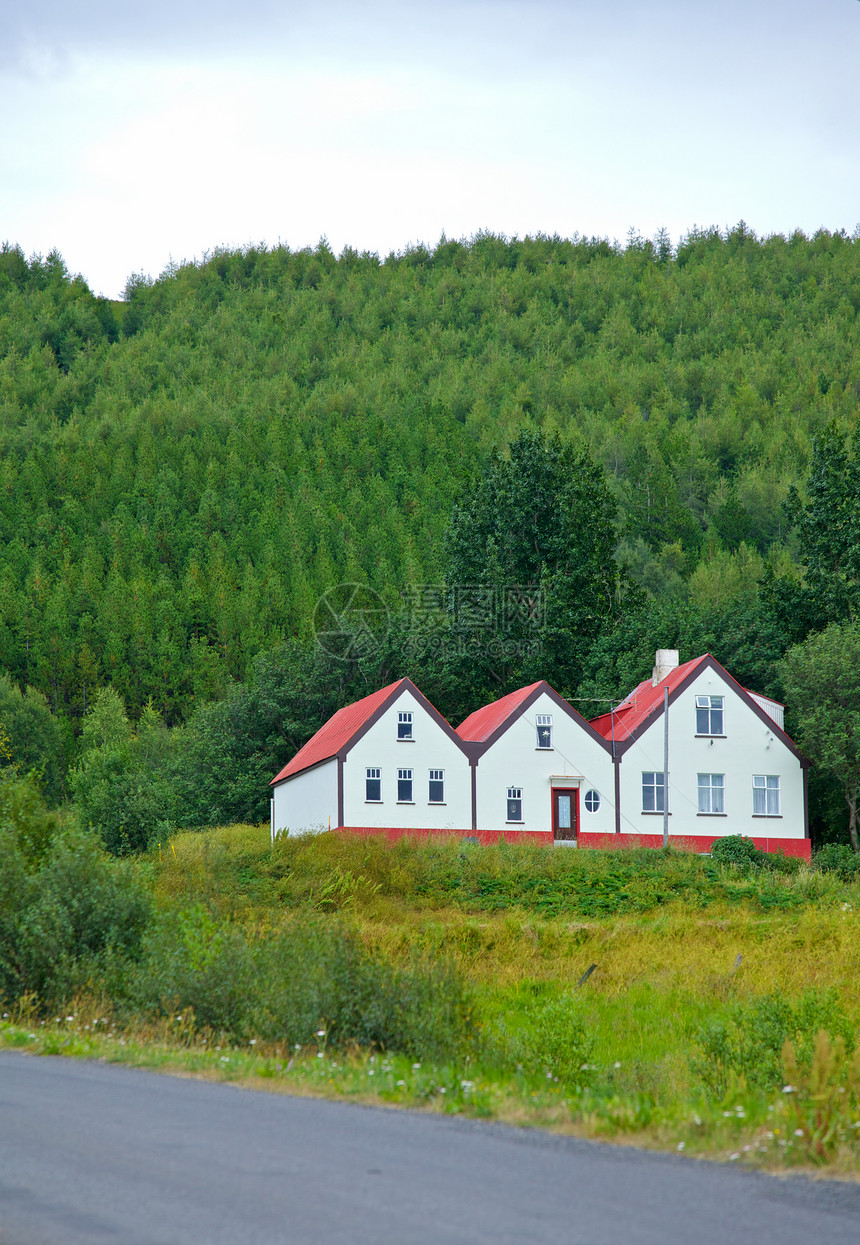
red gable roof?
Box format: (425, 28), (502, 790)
(589, 655), (710, 742)
(271, 679), (406, 784)
(456, 682), (544, 743)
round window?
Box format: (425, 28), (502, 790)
(584, 790), (601, 813)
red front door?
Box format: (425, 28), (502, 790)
(552, 788), (578, 841)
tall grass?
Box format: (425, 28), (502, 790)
(153, 825), (853, 922)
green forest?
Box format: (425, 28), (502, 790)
(1, 225), (859, 845)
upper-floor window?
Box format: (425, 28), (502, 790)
(697, 773), (725, 814)
(365, 768), (381, 802)
(397, 768), (413, 802)
(397, 711), (413, 740)
(535, 714), (553, 749)
(753, 775), (780, 816)
(642, 772), (666, 813)
(507, 787), (523, 822)
(696, 695), (724, 736)
(428, 769), (445, 803)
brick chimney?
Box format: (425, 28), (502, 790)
(652, 649), (679, 686)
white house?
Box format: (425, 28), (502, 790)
(587, 650), (809, 858)
(270, 651), (810, 858)
(270, 678), (474, 840)
(455, 681), (615, 842)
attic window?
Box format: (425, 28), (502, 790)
(696, 695), (724, 736)
(535, 714), (553, 749)
(398, 711), (413, 740)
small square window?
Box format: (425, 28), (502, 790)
(753, 774), (780, 816)
(428, 769), (445, 803)
(535, 714), (553, 749)
(365, 768), (381, 802)
(697, 773), (725, 814)
(397, 768), (413, 801)
(397, 711), (413, 740)
(642, 772), (666, 813)
(696, 695), (724, 735)
(507, 787), (523, 821)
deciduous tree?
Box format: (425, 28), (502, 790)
(780, 622), (860, 852)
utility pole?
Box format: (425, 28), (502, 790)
(662, 684), (669, 847)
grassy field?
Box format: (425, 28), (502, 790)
(4, 826), (860, 1175)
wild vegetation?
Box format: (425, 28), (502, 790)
(2, 807), (859, 1171)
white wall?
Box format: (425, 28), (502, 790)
(343, 689), (472, 830)
(618, 672), (805, 839)
(474, 692), (615, 835)
(272, 758), (338, 837)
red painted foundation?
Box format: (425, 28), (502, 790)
(336, 826), (810, 859)
(575, 831), (811, 859)
(337, 826), (554, 845)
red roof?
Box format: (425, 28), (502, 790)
(456, 682), (544, 743)
(589, 655), (710, 742)
(271, 679), (406, 784)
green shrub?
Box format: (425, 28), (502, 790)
(0, 823), (151, 1005)
(131, 906), (255, 1034)
(709, 835), (766, 869)
(814, 843), (860, 880)
(131, 909), (475, 1060)
(692, 989), (853, 1098)
(0, 767), (63, 865)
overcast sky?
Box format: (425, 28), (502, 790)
(2, 0), (858, 298)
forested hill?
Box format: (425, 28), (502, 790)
(1, 228), (858, 725)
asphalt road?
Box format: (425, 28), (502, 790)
(2, 1052), (860, 1245)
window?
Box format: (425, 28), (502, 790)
(642, 772), (666, 813)
(535, 714), (553, 749)
(697, 773), (725, 814)
(397, 768), (413, 802)
(696, 695), (724, 735)
(584, 789), (601, 813)
(507, 787), (523, 822)
(428, 769), (445, 803)
(365, 768), (381, 802)
(753, 775), (780, 816)
(397, 711), (413, 740)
